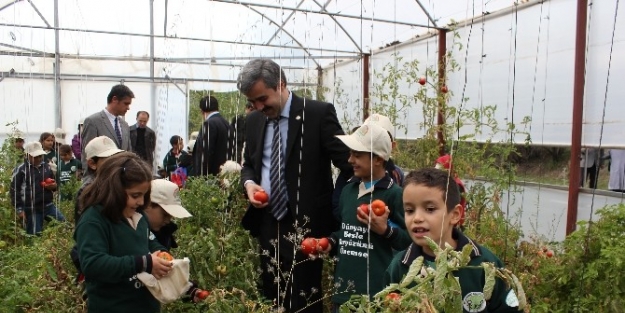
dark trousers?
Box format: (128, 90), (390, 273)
(580, 164), (599, 189)
(258, 210), (323, 313)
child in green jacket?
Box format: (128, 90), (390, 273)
(385, 168), (522, 312)
(316, 124), (411, 308)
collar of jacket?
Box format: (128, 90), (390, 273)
(348, 173), (394, 190)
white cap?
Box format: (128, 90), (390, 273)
(150, 179), (192, 218)
(187, 139), (196, 152)
(24, 141), (46, 157)
(336, 124), (391, 161)
(55, 127), (67, 138)
(363, 113), (395, 140)
(189, 131), (199, 141)
(85, 136), (123, 159)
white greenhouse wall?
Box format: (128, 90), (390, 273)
(323, 0), (625, 148)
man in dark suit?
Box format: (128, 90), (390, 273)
(81, 84), (133, 175)
(231, 102), (255, 164)
(129, 111), (156, 169)
(239, 59), (352, 313)
(192, 95), (234, 176)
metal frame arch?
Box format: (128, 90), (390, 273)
(311, 0), (362, 54)
(244, 5), (321, 68)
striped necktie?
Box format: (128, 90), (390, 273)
(269, 118), (288, 221)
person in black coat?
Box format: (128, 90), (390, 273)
(238, 59), (352, 313)
(192, 95), (234, 176)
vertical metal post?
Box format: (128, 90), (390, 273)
(362, 53), (370, 121)
(150, 0), (156, 125)
(437, 29), (447, 156)
(566, 0), (588, 236)
(53, 0), (61, 127)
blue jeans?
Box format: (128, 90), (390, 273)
(23, 203), (66, 235)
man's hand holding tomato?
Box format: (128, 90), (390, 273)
(42, 178), (57, 191)
(356, 202), (390, 235)
(244, 182), (269, 209)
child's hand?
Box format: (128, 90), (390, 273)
(356, 205), (390, 235)
(150, 251), (173, 279)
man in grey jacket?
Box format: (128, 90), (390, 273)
(81, 84), (134, 174)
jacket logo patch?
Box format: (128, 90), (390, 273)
(463, 292), (486, 312)
(506, 289), (519, 307)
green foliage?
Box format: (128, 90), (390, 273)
(529, 204), (625, 313)
(0, 122), (27, 246)
(340, 238), (527, 312)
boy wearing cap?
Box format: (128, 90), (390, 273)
(10, 142), (66, 235)
(144, 179), (208, 303)
(316, 124), (411, 309)
(363, 113), (405, 186)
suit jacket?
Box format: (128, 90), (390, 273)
(81, 110), (131, 170)
(192, 112), (234, 176)
(241, 94), (353, 237)
(129, 124), (156, 167)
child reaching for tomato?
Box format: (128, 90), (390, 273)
(143, 179), (209, 303)
(75, 152), (173, 312)
(312, 124), (411, 310)
(384, 168), (522, 312)
(10, 141), (66, 235)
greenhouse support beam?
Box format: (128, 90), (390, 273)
(150, 0), (157, 136)
(437, 29), (447, 156)
(0, 51), (355, 66)
(311, 0), (362, 53)
(0, 23), (360, 55)
(212, 0), (445, 30)
(27, 0), (51, 28)
(566, 0), (588, 236)
(414, 0), (438, 27)
(362, 53), (370, 122)
(53, 0), (61, 128)
(0, 71), (316, 87)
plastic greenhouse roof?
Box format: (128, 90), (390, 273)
(0, 0), (515, 70)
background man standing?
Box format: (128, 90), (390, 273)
(130, 111), (156, 169)
(231, 102), (255, 164)
(81, 84), (133, 174)
(239, 59), (352, 313)
(192, 95), (234, 176)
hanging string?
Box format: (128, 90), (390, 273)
(520, 0), (548, 240)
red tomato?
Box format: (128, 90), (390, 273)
(418, 77), (426, 85)
(441, 85), (449, 93)
(371, 200), (386, 216)
(197, 290), (210, 300)
(386, 292), (401, 301)
(359, 203), (369, 216)
(45, 178), (55, 184)
(253, 191), (269, 204)
(157, 251), (173, 261)
(40, 181), (46, 187)
(317, 237), (329, 251)
(301, 238), (317, 255)
(546, 250), (554, 258)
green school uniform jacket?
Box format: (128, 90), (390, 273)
(75, 205), (166, 313)
(330, 175), (412, 305)
(56, 158), (81, 184)
(385, 229), (523, 313)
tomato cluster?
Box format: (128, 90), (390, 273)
(358, 199), (386, 216)
(300, 237), (330, 255)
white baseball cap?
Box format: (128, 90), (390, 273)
(336, 124), (391, 161)
(150, 179), (192, 218)
(25, 141), (46, 157)
(85, 136), (123, 159)
(189, 131), (199, 141)
(363, 113), (395, 140)
(187, 139), (196, 152)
